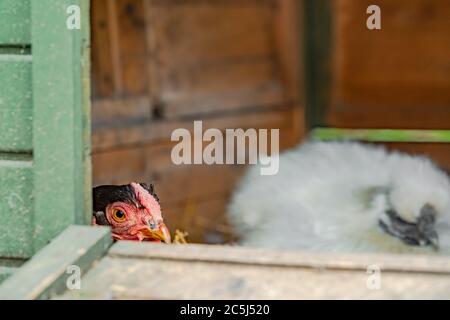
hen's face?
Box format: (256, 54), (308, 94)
(93, 182), (171, 243)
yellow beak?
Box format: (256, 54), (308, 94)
(138, 223), (171, 243)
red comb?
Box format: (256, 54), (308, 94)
(131, 182), (162, 221)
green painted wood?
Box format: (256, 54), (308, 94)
(0, 0), (31, 45)
(311, 128), (450, 143)
(0, 267), (16, 284)
(0, 55), (33, 152)
(0, 226), (112, 300)
(0, 158), (33, 258)
(31, 0), (91, 253)
(80, 1), (93, 224)
(0, 0), (90, 259)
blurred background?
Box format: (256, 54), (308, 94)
(89, 0), (450, 244)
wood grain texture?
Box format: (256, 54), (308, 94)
(0, 226), (112, 300)
(92, 96), (151, 126)
(275, 0), (305, 142)
(91, 0), (116, 97)
(329, 0), (450, 129)
(91, 0), (149, 98)
(145, 0), (287, 117)
(56, 241), (450, 299)
(116, 0), (149, 97)
(92, 107), (293, 151)
(108, 242), (450, 273)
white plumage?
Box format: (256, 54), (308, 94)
(228, 141), (450, 254)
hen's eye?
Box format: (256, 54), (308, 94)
(112, 209), (126, 222)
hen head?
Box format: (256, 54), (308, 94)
(92, 182), (171, 243)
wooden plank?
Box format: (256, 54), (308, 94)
(57, 255), (450, 299)
(57, 242), (450, 299)
(164, 82), (285, 118)
(0, 0), (31, 45)
(0, 161), (33, 258)
(275, 0), (303, 107)
(0, 226), (112, 300)
(91, 0), (116, 97)
(92, 96), (151, 126)
(146, 0), (286, 117)
(31, 0), (91, 252)
(116, 0), (149, 96)
(146, 2), (274, 64)
(0, 55), (32, 152)
(91, 0), (149, 98)
(92, 106), (292, 151)
(273, 0), (306, 142)
(329, 0), (450, 129)
(109, 242), (450, 274)
(159, 59), (285, 118)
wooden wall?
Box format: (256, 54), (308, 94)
(90, 0), (304, 243)
(328, 0), (450, 170)
(91, 0), (450, 244)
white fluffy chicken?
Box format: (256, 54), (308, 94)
(228, 142), (450, 254)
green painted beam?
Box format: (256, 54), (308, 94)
(0, 0), (31, 45)
(0, 226), (112, 300)
(311, 128), (450, 143)
(31, 0), (91, 253)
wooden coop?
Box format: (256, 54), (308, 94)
(1, 0), (450, 299)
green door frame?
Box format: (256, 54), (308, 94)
(31, 0), (91, 252)
(0, 0), (91, 261)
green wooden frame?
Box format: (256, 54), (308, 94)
(31, 0), (91, 251)
(0, 0), (91, 261)
(301, 0), (450, 143)
(0, 226), (112, 299)
(311, 128), (450, 143)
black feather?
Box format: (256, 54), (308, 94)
(92, 183), (160, 225)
